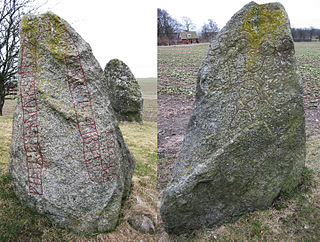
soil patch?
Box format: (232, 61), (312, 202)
(305, 108), (320, 137)
(2, 100), (17, 116)
(157, 94), (194, 191)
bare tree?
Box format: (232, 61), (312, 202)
(291, 28), (297, 41)
(157, 8), (182, 45)
(200, 19), (219, 42)
(309, 26), (315, 40)
(182, 16), (195, 31)
(291, 27), (320, 42)
(297, 28), (305, 41)
(0, 0), (38, 115)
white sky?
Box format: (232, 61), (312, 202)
(34, 0), (320, 78)
(37, 0), (157, 78)
(158, 0), (320, 31)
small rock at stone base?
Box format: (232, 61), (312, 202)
(128, 215), (155, 234)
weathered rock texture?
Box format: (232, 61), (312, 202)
(160, 1), (306, 234)
(9, 13), (135, 234)
(128, 215), (155, 234)
(104, 59), (143, 122)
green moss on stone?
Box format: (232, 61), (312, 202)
(46, 14), (69, 63)
(107, 59), (121, 68)
(21, 15), (39, 63)
(21, 13), (70, 65)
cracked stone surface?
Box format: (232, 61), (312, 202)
(160, 1), (306, 234)
(9, 13), (135, 234)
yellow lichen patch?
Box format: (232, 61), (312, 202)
(27, 13), (70, 65)
(243, 3), (285, 68)
(97, 209), (103, 215)
(46, 12), (63, 26)
(47, 27), (69, 63)
(21, 16), (39, 71)
(21, 15), (39, 37)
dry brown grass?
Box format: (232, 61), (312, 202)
(0, 117), (12, 173)
(1, 99), (16, 116)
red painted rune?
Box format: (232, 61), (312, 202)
(19, 17), (115, 195)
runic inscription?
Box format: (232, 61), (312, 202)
(202, 25), (294, 140)
(63, 31), (114, 183)
(20, 38), (44, 195)
(19, 16), (115, 194)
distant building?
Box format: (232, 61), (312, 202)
(4, 79), (17, 97)
(178, 30), (199, 44)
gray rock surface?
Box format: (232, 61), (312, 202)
(128, 215), (155, 234)
(160, 1), (306, 234)
(104, 59), (143, 122)
(9, 13), (135, 234)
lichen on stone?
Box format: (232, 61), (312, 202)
(11, 12), (136, 235)
(243, 3), (286, 68)
(104, 59), (143, 123)
(160, 1), (305, 235)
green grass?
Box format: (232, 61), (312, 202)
(0, 78), (157, 240)
(138, 77), (157, 97)
(158, 43), (209, 96)
(0, 117), (12, 172)
(295, 42), (320, 109)
(158, 42), (320, 104)
(120, 121), (157, 182)
(138, 78), (157, 122)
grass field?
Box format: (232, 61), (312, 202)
(138, 77), (157, 122)
(0, 78), (157, 241)
(158, 44), (208, 96)
(158, 42), (320, 104)
(158, 42), (320, 241)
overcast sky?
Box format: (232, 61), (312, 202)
(35, 0), (320, 78)
(38, 0), (157, 78)
(158, 0), (320, 31)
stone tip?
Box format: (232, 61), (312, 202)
(106, 58), (122, 67)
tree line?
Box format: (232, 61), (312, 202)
(291, 27), (320, 42)
(158, 8), (219, 45)
(158, 8), (320, 45)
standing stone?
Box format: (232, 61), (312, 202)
(104, 59), (143, 123)
(160, 1), (306, 234)
(9, 13), (135, 234)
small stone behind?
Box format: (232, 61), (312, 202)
(104, 59), (143, 123)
